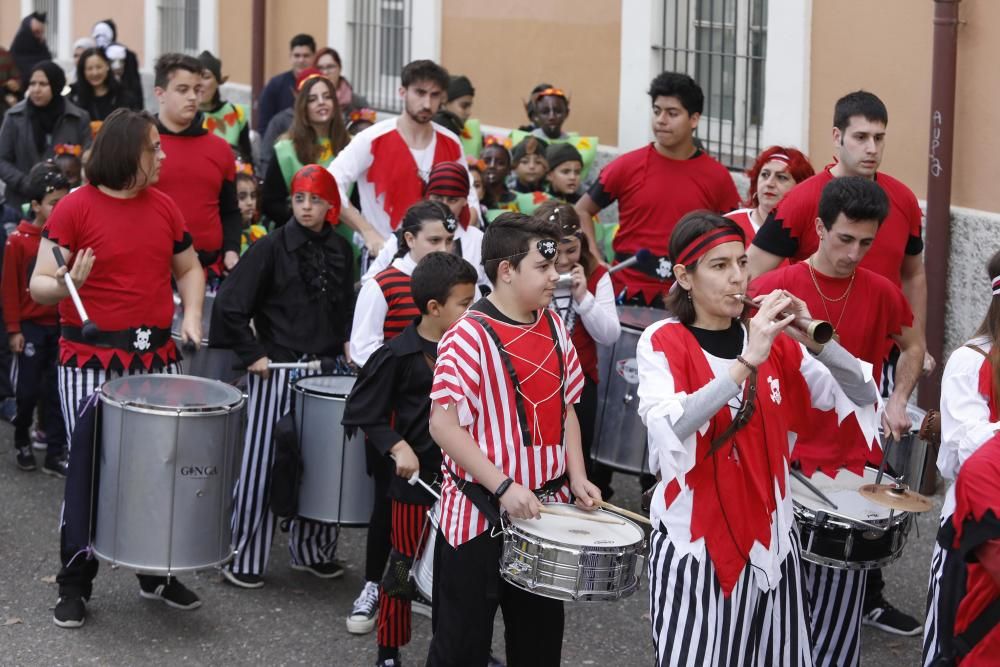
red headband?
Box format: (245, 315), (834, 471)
(767, 153), (791, 164)
(290, 165), (341, 224)
(674, 228), (745, 267)
(535, 87), (567, 101)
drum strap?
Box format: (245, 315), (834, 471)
(966, 343), (988, 358)
(467, 310), (566, 448)
(708, 369), (758, 455)
(447, 468), (568, 528)
(62, 325), (172, 353)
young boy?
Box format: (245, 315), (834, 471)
(426, 212), (602, 666)
(545, 143), (584, 203)
(511, 136), (549, 193)
(343, 251), (477, 667)
(211, 164), (355, 588)
(1, 161), (68, 475)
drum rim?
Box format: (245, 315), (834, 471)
(99, 373), (246, 414)
(292, 374), (355, 398)
(505, 502), (645, 549)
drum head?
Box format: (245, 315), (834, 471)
(509, 503), (643, 547)
(295, 375), (356, 397)
(617, 306), (668, 332)
(791, 468), (896, 522)
(100, 374), (243, 411)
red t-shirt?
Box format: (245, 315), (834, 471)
(43, 185), (192, 369)
(751, 166), (923, 286)
(2, 221), (59, 331)
(589, 145), (741, 301)
(154, 131), (235, 254)
(750, 263), (911, 474)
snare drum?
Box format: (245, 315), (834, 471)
(593, 306), (668, 473)
(881, 403), (928, 492)
(410, 501), (440, 600)
(94, 374), (245, 574)
(791, 467), (911, 570)
(500, 502), (645, 602)
(171, 292), (243, 384)
(293, 375), (374, 525)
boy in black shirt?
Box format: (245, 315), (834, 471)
(343, 251), (476, 667)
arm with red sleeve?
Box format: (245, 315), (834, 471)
(1, 234), (23, 335)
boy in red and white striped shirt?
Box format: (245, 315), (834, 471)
(427, 211), (602, 666)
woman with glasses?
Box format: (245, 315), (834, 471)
(313, 47), (369, 121)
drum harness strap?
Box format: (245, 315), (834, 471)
(449, 310), (568, 533)
(63, 325), (172, 353)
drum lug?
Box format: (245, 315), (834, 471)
(623, 391), (634, 405)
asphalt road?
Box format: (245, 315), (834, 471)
(0, 421), (939, 666)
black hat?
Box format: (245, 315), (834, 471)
(447, 75), (475, 101)
(545, 143), (583, 172)
(511, 136), (549, 164)
(198, 50), (224, 83)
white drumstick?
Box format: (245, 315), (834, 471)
(538, 507), (625, 525)
(388, 454), (442, 500)
(267, 360), (322, 370)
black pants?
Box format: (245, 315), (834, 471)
(427, 529), (564, 666)
(579, 375), (613, 497)
(365, 443), (394, 582)
(12, 321), (64, 458)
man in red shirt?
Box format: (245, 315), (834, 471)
(574, 72), (741, 306)
(152, 53), (241, 284)
(749, 90), (929, 636)
(750, 177), (925, 666)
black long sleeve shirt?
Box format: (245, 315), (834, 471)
(209, 219), (355, 365)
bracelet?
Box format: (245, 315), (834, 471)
(494, 477), (515, 499)
(736, 355), (757, 372)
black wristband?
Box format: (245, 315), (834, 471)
(494, 477), (514, 499)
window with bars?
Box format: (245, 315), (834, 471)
(653, 0), (767, 170)
(158, 0), (200, 55)
(32, 0), (58, 57)
(348, 0), (413, 113)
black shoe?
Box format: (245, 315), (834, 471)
(221, 568), (264, 589)
(16, 445), (36, 471)
(862, 598), (923, 636)
(376, 659), (402, 667)
(42, 456), (68, 478)
(138, 578), (202, 610)
(53, 596), (85, 628)
(290, 560), (344, 579)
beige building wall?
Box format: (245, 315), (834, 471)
(0, 5), (22, 49)
(219, 0), (252, 85)
(262, 0), (327, 83)
(809, 0), (999, 213)
(72, 5), (145, 67)
(440, 0), (622, 144)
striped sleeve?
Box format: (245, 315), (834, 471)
(431, 318), (483, 428)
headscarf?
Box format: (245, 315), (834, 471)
(10, 13), (51, 85)
(92, 20), (117, 49)
(26, 61), (66, 155)
(290, 164), (341, 224)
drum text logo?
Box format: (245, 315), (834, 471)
(615, 358), (640, 385)
(180, 465), (219, 478)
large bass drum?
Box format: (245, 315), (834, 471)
(293, 375), (374, 525)
(94, 374), (245, 574)
(172, 292), (243, 384)
(592, 306), (668, 474)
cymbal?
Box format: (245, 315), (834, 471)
(858, 483), (933, 513)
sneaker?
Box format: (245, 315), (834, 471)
(487, 655), (506, 667)
(376, 659), (401, 667)
(32, 428), (48, 451)
(16, 446), (36, 471)
(42, 456), (68, 479)
(862, 599), (923, 636)
(411, 591), (431, 619)
(53, 596), (86, 628)
(221, 568), (264, 589)
(346, 581), (379, 634)
(138, 578), (202, 610)
(290, 560), (344, 579)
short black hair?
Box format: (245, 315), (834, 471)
(401, 59), (449, 91)
(648, 71), (704, 116)
(481, 212), (562, 283)
(154, 52), (203, 89)
(411, 251), (478, 314)
(833, 91), (888, 132)
(26, 161), (69, 204)
(86, 108), (158, 191)
(817, 176), (890, 230)
(290, 33), (316, 52)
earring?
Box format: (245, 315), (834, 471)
(686, 290), (692, 301)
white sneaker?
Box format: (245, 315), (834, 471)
(346, 581), (379, 634)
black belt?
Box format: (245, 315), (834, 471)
(614, 251), (673, 280)
(449, 469), (569, 527)
(62, 325), (172, 353)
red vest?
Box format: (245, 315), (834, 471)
(375, 265), (419, 340)
(569, 266), (608, 383)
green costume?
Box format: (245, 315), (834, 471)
(509, 129), (598, 180)
(460, 118), (482, 158)
(202, 101), (248, 150)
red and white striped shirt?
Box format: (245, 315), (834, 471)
(431, 303), (584, 547)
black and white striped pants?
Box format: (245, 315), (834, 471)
(802, 561), (866, 667)
(921, 514), (948, 667)
(228, 369), (339, 576)
(648, 529), (813, 667)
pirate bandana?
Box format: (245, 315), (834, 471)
(290, 164), (342, 224)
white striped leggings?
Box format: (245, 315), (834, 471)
(921, 514), (949, 667)
(647, 529), (813, 667)
(228, 369), (339, 576)
(802, 561), (867, 667)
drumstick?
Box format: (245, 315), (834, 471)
(52, 247), (99, 342)
(789, 468), (839, 510)
(598, 500), (653, 526)
(538, 507), (625, 525)
(267, 361), (322, 370)
(407, 470), (442, 501)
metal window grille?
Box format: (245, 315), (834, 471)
(158, 0), (200, 56)
(348, 0), (413, 113)
(33, 0), (58, 57)
(652, 0), (767, 170)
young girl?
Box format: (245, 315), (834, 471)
(545, 143), (583, 203)
(511, 136), (549, 193)
(542, 200), (620, 498)
(480, 137), (517, 223)
(346, 199), (457, 636)
(197, 50), (252, 164)
(235, 172), (267, 254)
(510, 86), (599, 180)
